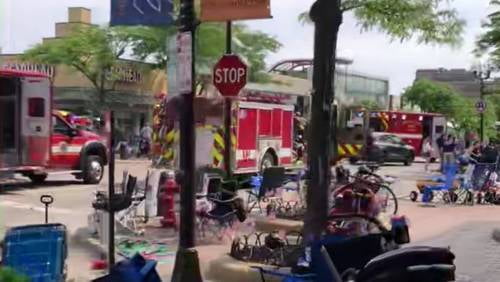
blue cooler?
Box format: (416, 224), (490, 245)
(2, 224), (67, 282)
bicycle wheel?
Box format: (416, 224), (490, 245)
(376, 185), (398, 215)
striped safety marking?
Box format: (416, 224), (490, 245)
(162, 127), (179, 163)
(51, 143), (82, 154)
(212, 127), (225, 168)
(379, 112), (389, 131)
(338, 144), (363, 157)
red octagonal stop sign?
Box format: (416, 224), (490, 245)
(213, 54), (248, 97)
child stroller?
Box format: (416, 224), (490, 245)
(472, 156), (500, 204)
(410, 164), (474, 205)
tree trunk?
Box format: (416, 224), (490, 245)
(304, 0), (343, 243)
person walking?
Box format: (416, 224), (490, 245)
(442, 134), (457, 169)
(422, 136), (433, 172)
(437, 133), (445, 171)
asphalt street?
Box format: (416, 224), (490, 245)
(1, 159), (500, 281)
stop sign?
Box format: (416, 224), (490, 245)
(213, 54), (248, 96)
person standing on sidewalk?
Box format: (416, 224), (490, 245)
(442, 134), (457, 168)
(437, 133), (445, 171)
(422, 136), (433, 172)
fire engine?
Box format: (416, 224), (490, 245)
(0, 69), (108, 184)
(153, 73), (311, 174)
(345, 108), (446, 159)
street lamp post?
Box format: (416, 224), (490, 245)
(171, 0), (202, 281)
(474, 69), (491, 144)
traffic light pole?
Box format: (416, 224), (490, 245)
(304, 0), (342, 242)
(171, 0), (202, 281)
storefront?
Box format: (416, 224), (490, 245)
(0, 7), (167, 140)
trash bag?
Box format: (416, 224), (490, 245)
(92, 254), (161, 282)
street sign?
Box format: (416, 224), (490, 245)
(111, 0), (174, 26)
(166, 36), (178, 99)
(476, 99), (487, 113)
(167, 32), (192, 99)
(213, 55), (248, 97)
(201, 0), (271, 22)
(177, 32), (192, 94)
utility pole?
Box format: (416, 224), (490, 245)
(171, 0), (202, 281)
(304, 0), (342, 242)
(474, 69), (490, 144)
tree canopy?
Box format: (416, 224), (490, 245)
(476, 0), (500, 63)
(127, 23), (282, 82)
(300, 0), (465, 45)
(403, 79), (497, 137)
(22, 25), (138, 107)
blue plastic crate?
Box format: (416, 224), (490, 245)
(2, 224), (67, 282)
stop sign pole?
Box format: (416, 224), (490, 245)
(224, 22), (232, 176)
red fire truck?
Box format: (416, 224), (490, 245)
(153, 74), (310, 174)
(0, 69), (108, 184)
(346, 108), (446, 157)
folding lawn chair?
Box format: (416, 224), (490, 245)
(246, 166), (286, 214)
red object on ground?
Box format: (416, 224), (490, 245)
(90, 259), (108, 270)
(159, 178), (180, 229)
(213, 54), (248, 97)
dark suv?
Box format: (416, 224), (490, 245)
(365, 133), (415, 166)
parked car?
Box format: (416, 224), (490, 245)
(365, 133), (415, 165)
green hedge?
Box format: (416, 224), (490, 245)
(0, 267), (29, 282)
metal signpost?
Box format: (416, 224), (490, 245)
(476, 99), (487, 143)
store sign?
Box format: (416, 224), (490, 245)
(2, 62), (55, 78)
(200, 0), (271, 22)
(110, 66), (143, 83)
(111, 0), (174, 26)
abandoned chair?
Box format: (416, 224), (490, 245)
(196, 179), (247, 239)
(246, 166), (287, 215)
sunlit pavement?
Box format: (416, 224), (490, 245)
(1, 159), (500, 281)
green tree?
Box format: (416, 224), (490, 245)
(22, 25), (140, 108)
(300, 0), (464, 45)
(403, 79), (497, 137)
(300, 0), (465, 239)
(126, 23), (282, 82)
(357, 99), (383, 111)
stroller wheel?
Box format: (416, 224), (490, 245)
(449, 191), (458, 203)
(476, 192), (483, 204)
(410, 191), (418, 202)
(443, 192), (451, 204)
(465, 191), (474, 206)
(485, 191), (495, 204)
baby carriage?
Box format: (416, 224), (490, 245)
(410, 164), (474, 205)
(472, 156), (500, 204)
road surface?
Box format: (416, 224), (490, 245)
(1, 159), (499, 281)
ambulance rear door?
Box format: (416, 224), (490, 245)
(0, 76), (21, 168)
(20, 76), (51, 166)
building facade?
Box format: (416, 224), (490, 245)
(415, 68), (480, 98)
(269, 58), (390, 109)
(0, 7), (166, 139)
